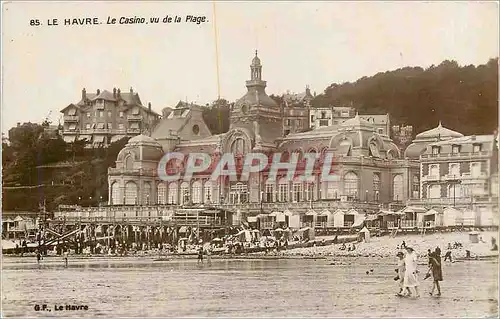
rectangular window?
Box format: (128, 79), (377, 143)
(119, 123), (125, 130)
(85, 123), (91, 129)
(452, 145), (460, 154)
(99, 111), (104, 118)
(286, 119), (291, 126)
(108, 123), (112, 129)
(265, 184), (273, 202)
(319, 120), (329, 127)
(310, 115), (314, 122)
(86, 112), (91, 118)
(119, 111), (124, 118)
(432, 146), (440, 155)
(108, 111), (112, 117)
(473, 144), (481, 153)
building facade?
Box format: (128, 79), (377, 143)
(60, 88), (161, 147)
(106, 52), (418, 226)
(406, 123), (498, 224)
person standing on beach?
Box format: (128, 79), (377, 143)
(396, 251), (408, 296)
(36, 250), (42, 265)
(403, 247), (420, 298)
(63, 249), (69, 268)
(197, 246), (204, 264)
(428, 249), (443, 296)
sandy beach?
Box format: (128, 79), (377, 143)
(282, 231), (499, 260)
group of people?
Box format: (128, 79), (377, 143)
(394, 246), (443, 298)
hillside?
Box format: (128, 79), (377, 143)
(312, 58), (498, 135)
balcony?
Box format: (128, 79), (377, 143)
(127, 115), (143, 121)
(400, 220), (420, 228)
(127, 128), (141, 134)
(80, 129), (110, 135)
(444, 174), (461, 181)
(421, 151), (491, 160)
(218, 200), (383, 213)
(108, 167), (158, 177)
(422, 175), (439, 182)
(63, 115), (79, 122)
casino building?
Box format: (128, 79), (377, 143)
(104, 51), (420, 228)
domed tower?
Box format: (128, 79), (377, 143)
(108, 134), (164, 206)
(230, 50), (282, 143)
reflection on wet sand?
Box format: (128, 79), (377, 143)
(2, 257), (498, 318)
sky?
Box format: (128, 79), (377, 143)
(1, 1), (499, 134)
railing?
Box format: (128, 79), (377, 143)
(315, 221), (327, 228)
(108, 168), (157, 176)
(407, 196), (495, 206)
(127, 128), (141, 134)
(300, 222), (314, 228)
(63, 115), (79, 122)
(400, 220), (420, 228)
(421, 151), (491, 159)
(343, 221), (353, 228)
(422, 175), (439, 182)
(51, 215), (223, 227)
(260, 221), (275, 229)
(127, 115), (143, 121)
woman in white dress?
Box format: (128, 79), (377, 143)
(403, 247), (420, 298)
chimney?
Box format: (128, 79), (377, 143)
(82, 88), (86, 100)
(97, 89), (100, 95)
(305, 85), (311, 96)
(17, 122), (20, 127)
(130, 87), (134, 94)
(113, 88), (117, 98)
(148, 102), (152, 112)
(117, 88), (121, 98)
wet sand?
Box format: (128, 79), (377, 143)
(2, 256), (498, 318)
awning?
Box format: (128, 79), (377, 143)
(78, 135), (92, 141)
(424, 210), (439, 216)
(247, 216), (257, 223)
(178, 226), (188, 233)
(269, 211), (279, 217)
(64, 136), (76, 143)
(399, 206), (427, 214)
(256, 214), (268, 219)
(320, 209), (332, 216)
(3, 218), (14, 223)
(283, 210), (293, 216)
(14, 216), (24, 222)
(351, 216), (366, 228)
(93, 136), (105, 143)
(378, 210), (396, 216)
(365, 214), (378, 221)
(306, 210), (317, 216)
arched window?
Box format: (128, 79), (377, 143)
(192, 181), (202, 204)
(393, 175), (404, 201)
(229, 182), (248, 204)
(344, 172), (358, 197)
(428, 185), (441, 199)
(449, 163), (460, 177)
(168, 182), (178, 204)
(124, 182), (138, 205)
(203, 181), (212, 203)
(292, 179), (303, 202)
(142, 182), (151, 205)
(373, 173), (381, 201)
(111, 182), (121, 205)
(429, 164), (439, 177)
(265, 178), (275, 202)
(180, 182), (190, 205)
(157, 183), (166, 205)
(125, 155), (134, 170)
(278, 177), (289, 202)
(412, 176), (420, 198)
(323, 176), (340, 199)
(231, 138), (246, 155)
(449, 184), (463, 198)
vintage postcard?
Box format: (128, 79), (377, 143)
(1, 1), (499, 318)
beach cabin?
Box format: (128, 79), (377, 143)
(332, 209), (345, 228)
(317, 209), (333, 228)
(443, 207), (463, 227)
(469, 231), (479, 243)
(423, 208), (443, 228)
(359, 227), (370, 243)
(399, 206), (427, 229)
(344, 209), (363, 228)
(282, 210), (293, 228)
(377, 210), (399, 229)
(462, 209), (478, 226)
(302, 210), (317, 228)
(364, 214), (379, 229)
(288, 214), (301, 230)
(258, 213), (274, 230)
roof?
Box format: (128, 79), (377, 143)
(359, 114), (389, 125)
(429, 135), (494, 147)
(341, 114), (372, 128)
(415, 122), (463, 140)
(151, 117), (190, 139)
(235, 87), (279, 108)
(91, 90), (116, 101)
(404, 142), (428, 159)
